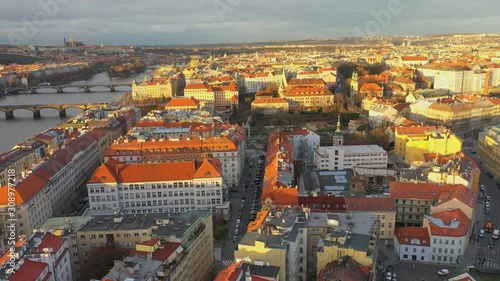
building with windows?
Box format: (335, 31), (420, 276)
(104, 129), (245, 186)
(0, 231), (72, 281)
(0, 129), (108, 240)
(87, 158), (224, 214)
(478, 125), (500, 177)
(132, 79), (173, 100)
(314, 119), (387, 171)
(424, 208), (471, 264)
(237, 72), (283, 93)
(345, 197), (396, 239)
(76, 210), (214, 281)
(316, 213), (377, 277)
(234, 207), (307, 281)
(165, 97), (200, 111)
(393, 227), (431, 262)
(183, 82), (239, 111)
(251, 97), (290, 114)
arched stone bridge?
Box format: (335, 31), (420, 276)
(0, 103), (109, 119)
(28, 83), (131, 94)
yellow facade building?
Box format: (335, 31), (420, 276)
(478, 125), (500, 178)
(251, 97), (290, 114)
(317, 231), (373, 276)
(394, 126), (462, 164)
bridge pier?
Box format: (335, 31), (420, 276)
(33, 110), (41, 119)
(59, 109), (67, 117)
(56, 87), (64, 93)
(30, 88), (37, 94)
(5, 111), (14, 119)
(109, 86), (116, 92)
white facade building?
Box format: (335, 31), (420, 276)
(0, 232), (73, 281)
(87, 159), (224, 214)
(394, 227), (431, 262)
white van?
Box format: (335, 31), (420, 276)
(493, 229), (499, 239)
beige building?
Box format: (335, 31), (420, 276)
(478, 125), (500, 177)
(345, 197), (396, 239)
(132, 79), (173, 100)
(251, 97), (290, 114)
(0, 129), (108, 240)
(0, 148), (38, 186)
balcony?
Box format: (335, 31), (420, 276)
(162, 250), (188, 280)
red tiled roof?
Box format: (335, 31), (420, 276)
(35, 233), (64, 254)
(393, 76), (416, 84)
(285, 86), (333, 97)
(345, 197), (395, 212)
(390, 182), (464, 200)
(9, 259), (49, 281)
(394, 227), (430, 246)
(298, 196), (346, 212)
(427, 209), (471, 237)
(252, 98), (288, 104)
(0, 129), (106, 204)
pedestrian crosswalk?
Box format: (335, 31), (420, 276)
(221, 260), (235, 267)
(214, 247), (221, 260)
(484, 260), (500, 269)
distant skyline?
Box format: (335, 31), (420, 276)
(1, 0), (499, 46)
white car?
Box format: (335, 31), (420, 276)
(479, 229), (485, 238)
(438, 269), (449, 276)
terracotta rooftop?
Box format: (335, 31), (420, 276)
(394, 227), (430, 246)
(345, 197), (396, 212)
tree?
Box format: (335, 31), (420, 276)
(214, 226), (229, 241)
(8, 76), (19, 87)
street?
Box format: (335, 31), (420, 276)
(215, 148), (265, 269)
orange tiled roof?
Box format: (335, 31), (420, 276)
(390, 182), (464, 200)
(9, 259), (49, 281)
(359, 83), (382, 92)
(402, 56), (427, 61)
(247, 210), (269, 232)
(393, 76), (416, 85)
(395, 126), (438, 136)
(89, 158), (221, 184)
(214, 261), (243, 281)
(166, 97), (200, 108)
(185, 83), (208, 90)
(285, 86), (333, 97)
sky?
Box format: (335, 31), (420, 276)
(1, 0), (499, 46)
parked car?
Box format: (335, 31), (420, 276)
(437, 269), (449, 276)
(232, 235), (237, 242)
(385, 265), (393, 280)
(479, 256), (486, 264)
(479, 229), (485, 238)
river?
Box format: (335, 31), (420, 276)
(0, 69), (153, 153)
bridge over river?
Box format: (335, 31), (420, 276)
(5, 83), (131, 95)
(0, 103), (109, 119)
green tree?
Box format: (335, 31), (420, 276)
(214, 226), (229, 241)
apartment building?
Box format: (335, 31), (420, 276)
(77, 210), (214, 281)
(238, 72), (283, 93)
(394, 126), (441, 159)
(0, 231), (72, 281)
(87, 158), (224, 214)
(104, 129), (245, 186)
(251, 97), (290, 114)
(281, 86), (334, 110)
(389, 182), (477, 227)
(316, 213), (377, 277)
(424, 208), (471, 264)
(345, 197), (396, 239)
(0, 129), (108, 239)
(101, 239), (187, 281)
(478, 125), (500, 177)
(164, 97), (200, 111)
(132, 79), (173, 100)
(40, 216), (94, 281)
(394, 227), (431, 262)
(234, 208), (307, 281)
(183, 82), (239, 111)
(0, 148), (40, 186)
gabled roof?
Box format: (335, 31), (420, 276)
(390, 182), (464, 200)
(427, 208), (471, 237)
(166, 97), (199, 107)
(35, 233), (65, 253)
(394, 227), (430, 246)
(9, 259), (50, 281)
(359, 83), (382, 92)
(88, 159), (222, 184)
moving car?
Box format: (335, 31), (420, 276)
(437, 269), (449, 276)
(493, 229), (499, 240)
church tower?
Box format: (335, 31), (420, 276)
(278, 66), (288, 98)
(333, 115), (344, 146)
(351, 71), (359, 92)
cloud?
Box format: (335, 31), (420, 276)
(1, 0), (498, 45)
